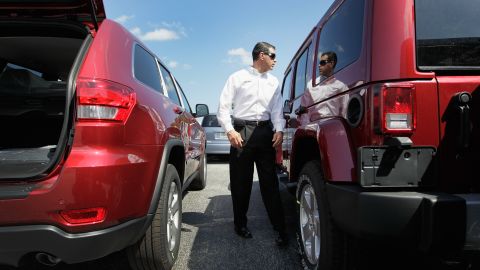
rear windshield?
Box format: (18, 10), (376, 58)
(415, 0), (480, 70)
(202, 115), (220, 127)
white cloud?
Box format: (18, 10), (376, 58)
(114, 14), (134, 24)
(129, 27), (180, 41)
(335, 44), (345, 53)
(162, 22), (187, 38)
(163, 59), (191, 70)
(168, 61), (179, 68)
(227, 48), (251, 65)
(130, 27), (141, 36)
(127, 21), (186, 42)
(143, 28), (180, 41)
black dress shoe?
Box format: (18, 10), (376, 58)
(234, 226), (253, 238)
(275, 232), (289, 247)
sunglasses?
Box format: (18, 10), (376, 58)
(263, 52), (276, 60)
(319, 60), (332, 66)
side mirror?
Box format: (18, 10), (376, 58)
(295, 106), (307, 116)
(195, 104), (209, 117)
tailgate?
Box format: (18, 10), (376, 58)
(436, 77), (480, 192)
(415, 0), (480, 192)
(0, 0), (105, 30)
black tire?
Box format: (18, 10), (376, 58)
(296, 160), (345, 270)
(127, 164), (182, 270)
(189, 153), (207, 190)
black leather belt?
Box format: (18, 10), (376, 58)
(233, 118), (271, 127)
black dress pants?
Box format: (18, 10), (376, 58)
(229, 122), (286, 233)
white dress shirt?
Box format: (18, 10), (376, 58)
(217, 66), (285, 133)
(304, 77), (349, 119)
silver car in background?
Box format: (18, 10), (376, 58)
(202, 114), (230, 156)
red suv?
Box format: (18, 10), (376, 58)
(281, 0), (480, 269)
(0, 1), (208, 269)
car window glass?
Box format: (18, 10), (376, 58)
(282, 69), (293, 101)
(176, 82), (192, 113)
(306, 41), (315, 88)
(294, 47), (309, 98)
(317, 0), (364, 82)
(134, 45), (162, 92)
(201, 115), (220, 127)
(416, 0), (480, 69)
(159, 64), (181, 106)
(4, 63), (42, 77)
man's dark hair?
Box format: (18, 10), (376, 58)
(321, 51), (337, 68)
(252, 42), (275, 61)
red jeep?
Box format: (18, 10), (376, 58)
(281, 0), (480, 268)
(0, 1), (208, 269)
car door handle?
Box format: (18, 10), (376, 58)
(173, 106), (184, 114)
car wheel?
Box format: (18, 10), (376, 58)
(189, 154), (207, 190)
(127, 164), (182, 270)
(297, 160), (345, 270)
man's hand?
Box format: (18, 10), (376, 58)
(272, 131), (283, 147)
(227, 130), (243, 149)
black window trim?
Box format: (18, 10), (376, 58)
(173, 77), (192, 112)
(131, 42), (164, 94)
(293, 44), (310, 98)
(315, 0), (366, 81)
(158, 62), (182, 106)
(281, 67), (293, 100)
(156, 60), (169, 96)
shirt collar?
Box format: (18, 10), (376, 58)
(248, 66), (268, 77)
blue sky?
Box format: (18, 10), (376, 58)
(103, 0), (334, 113)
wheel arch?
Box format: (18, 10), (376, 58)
(128, 139), (184, 245)
(291, 134), (321, 182)
(148, 139), (185, 215)
(291, 118), (355, 183)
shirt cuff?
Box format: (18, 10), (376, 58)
(224, 124), (234, 134)
(273, 123), (284, 133)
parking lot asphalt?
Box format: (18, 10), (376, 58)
(173, 156), (302, 270)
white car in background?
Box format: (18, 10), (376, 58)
(202, 114), (230, 157)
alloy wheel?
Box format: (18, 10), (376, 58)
(299, 182), (320, 265)
(167, 181), (180, 252)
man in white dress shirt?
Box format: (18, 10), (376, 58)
(302, 51), (349, 119)
(217, 42), (287, 246)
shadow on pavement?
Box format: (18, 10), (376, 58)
(179, 180), (302, 270)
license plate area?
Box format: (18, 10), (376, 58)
(358, 146), (436, 187)
(214, 132), (228, 140)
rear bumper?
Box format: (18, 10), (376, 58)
(0, 144), (162, 232)
(457, 194), (480, 250)
(0, 215), (150, 267)
(326, 184), (480, 252)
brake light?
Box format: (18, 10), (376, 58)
(380, 83), (415, 134)
(60, 207), (106, 225)
(76, 78), (136, 122)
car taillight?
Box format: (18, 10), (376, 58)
(76, 78), (136, 122)
(380, 83), (416, 135)
(60, 207), (106, 225)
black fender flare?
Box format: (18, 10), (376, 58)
(129, 139), (184, 244)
